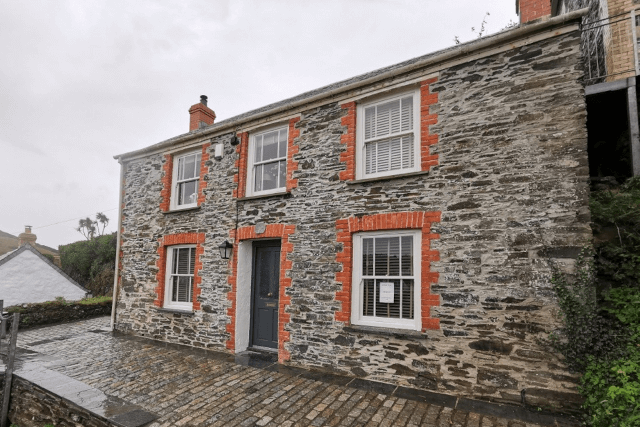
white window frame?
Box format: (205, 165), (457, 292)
(164, 244), (196, 311)
(351, 230), (422, 330)
(170, 150), (201, 210)
(356, 89), (421, 180)
(246, 125), (288, 197)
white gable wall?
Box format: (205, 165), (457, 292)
(0, 250), (87, 307)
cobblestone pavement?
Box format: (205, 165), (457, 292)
(14, 317), (562, 427)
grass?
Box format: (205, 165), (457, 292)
(77, 295), (112, 305)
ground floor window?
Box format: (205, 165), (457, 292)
(352, 230), (421, 330)
(165, 245), (196, 310)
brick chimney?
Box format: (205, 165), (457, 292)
(188, 95), (216, 131)
(18, 225), (37, 247)
(516, 0), (552, 24)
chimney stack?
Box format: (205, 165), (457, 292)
(18, 225), (37, 247)
(516, 0), (552, 24)
(188, 95), (216, 131)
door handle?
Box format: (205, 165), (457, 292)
(267, 292), (273, 297)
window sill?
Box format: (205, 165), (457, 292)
(344, 324), (425, 339)
(154, 307), (195, 316)
(346, 170), (430, 185)
(162, 206), (201, 214)
(238, 191), (291, 201)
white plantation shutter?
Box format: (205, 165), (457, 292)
(363, 94), (416, 175)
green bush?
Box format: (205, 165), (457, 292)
(549, 177), (640, 425)
(59, 233), (116, 295)
(590, 176), (640, 288)
(580, 287), (640, 427)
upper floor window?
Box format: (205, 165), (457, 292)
(172, 151), (201, 209)
(165, 245), (196, 310)
(357, 90), (420, 179)
(351, 230), (421, 330)
(247, 126), (288, 196)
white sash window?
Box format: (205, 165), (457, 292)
(352, 230), (421, 330)
(171, 151), (201, 209)
(165, 245), (195, 310)
(357, 90), (420, 179)
(247, 126), (288, 196)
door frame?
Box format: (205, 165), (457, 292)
(249, 239), (281, 350)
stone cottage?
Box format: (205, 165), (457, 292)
(112, 5), (592, 410)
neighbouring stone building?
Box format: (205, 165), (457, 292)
(112, 5), (592, 411)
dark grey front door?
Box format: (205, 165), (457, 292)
(251, 240), (280, 349)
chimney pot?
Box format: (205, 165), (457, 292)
(200, 95), (208, 106)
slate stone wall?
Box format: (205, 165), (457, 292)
(115, 29), (589, 410)
(0, 376), (113, 427)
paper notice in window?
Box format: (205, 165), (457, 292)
(379, 282), (394, 303)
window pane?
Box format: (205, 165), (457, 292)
(401, 96), (413, 132)
(388, 237), (400, 276)
(364, 107), (375, 140)
(194, 153), (201, 178)
(181, 154), (197, 180)
(254, 164), (263, 192)
(374, 279), (401, 318)
(376, 99), (400, 137)
(177, 248), (191, 274)
(278, 129), (287, 158)
(175, 276), (192, 302)
(262, 130), (279, 161)
(401, 279), (414, 319)
(363, 279), (375, 316)
(363, 238), (373, 276)
(177, 157), (185, 180)
(262, 162), (279, 191)
(278, 160), (286, 188)
(178, 180), (197, 205)
(401, 236), (413, 276)
(254, 135), (263, 163)
(365, 141), (376, 174)
(171, 248), (179, 274)
(374, 237), (389, 276)
(189, 247), (195, 274)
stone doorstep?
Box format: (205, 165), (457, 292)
(11, 361), (158, 427)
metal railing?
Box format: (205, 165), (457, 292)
(0, 301), (19, 427)
(582, 9), (640, 84)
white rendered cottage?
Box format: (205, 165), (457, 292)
(0, 244), (88, 307)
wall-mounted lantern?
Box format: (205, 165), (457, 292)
(230, 134), (240, 146)
(218, 240), (233, 259)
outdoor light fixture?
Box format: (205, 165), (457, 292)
(230, 135), (240, 146)
(218, 240), (233, 259)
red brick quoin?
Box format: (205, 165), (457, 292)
(335, 211), (441, 331)
(160, 143), (211, 212)
(225, 224), (296, 363)
(340, 78), (440, 180)
(154, 233), (206, 310)
(233, 117), (301, 198)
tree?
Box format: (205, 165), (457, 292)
(76, 213), (109, 240)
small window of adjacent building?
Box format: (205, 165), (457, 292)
(165, 245), (196, 310)
(247, 126), (288, 196)
(352, 230), (421, 330)
(357, 90), (420, 179)
(171, 151), (201, 209)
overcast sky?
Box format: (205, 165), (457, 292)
(0, 0), (518, 249)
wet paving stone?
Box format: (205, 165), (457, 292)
(12, 317), (575, 426)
